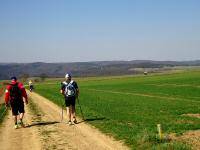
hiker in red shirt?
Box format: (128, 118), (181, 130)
(5, 76), (28, 129)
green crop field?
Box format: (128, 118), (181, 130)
(0, 83), (6, 123)
(34, 70), (200, 150)
(0, 83), (3, 96)
(0, 104), (6, 123)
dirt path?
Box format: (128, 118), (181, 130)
(0, 91), (129, 150)
(0, 96), (41, 150)
(0, 95), (5, 105)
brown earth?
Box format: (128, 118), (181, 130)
(169, 130), (200, 150)
(0, 91), (130, 150)
(0, 85), (6, 104)
(168, 113), (200, 150)
(0, 95), (5, 105)
(182, 113), (200, 119)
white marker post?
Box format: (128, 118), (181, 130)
(157, 124), (163, 140)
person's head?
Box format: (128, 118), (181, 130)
(65, 73), (71, 82)
(11, 76), (17, 81)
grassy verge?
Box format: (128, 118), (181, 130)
(0, 104), (7, 123)
(0, 83), (7, 124)
(28, 98), (59, 150)
(28, 98), (43, 123)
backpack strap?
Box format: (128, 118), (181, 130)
(62, 81), (67, 85)
(69, 80), (74, 85)
(63, 80), (74, 86)
(9, 82), (19, 88)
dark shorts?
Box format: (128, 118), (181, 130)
(65, 96), (76, 107)
(10, 100), (25, 116)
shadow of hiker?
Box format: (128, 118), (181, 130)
(77, 117), (106, 124)
(26, 121), (59, 128)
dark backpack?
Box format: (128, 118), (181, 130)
(10, 83), (21, 100)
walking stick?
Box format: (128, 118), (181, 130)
(61, 104), (64, 122)
(77, 98), (85, 121)
(60, 100), (65, 122)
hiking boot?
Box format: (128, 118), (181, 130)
(68, 121), (72, 125)
(73, 119), (77, 124)
(20, 122), (25, 128)
(14, 124), (18, 129)
(72, 117), (77, 124)
(19, 121), (25, 128)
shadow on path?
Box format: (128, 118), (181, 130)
(26, 121), (59, 128)
(77, 117), (106, 124)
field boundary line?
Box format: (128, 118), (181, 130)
(146, 83), (200, 88)
(24, 82), (57, 87)
(86, 88), (200, 103)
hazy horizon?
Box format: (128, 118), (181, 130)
(1, 59), (200, 64)
(0, 0), (200, 63)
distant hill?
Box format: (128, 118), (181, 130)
(0, 60), (200, 80)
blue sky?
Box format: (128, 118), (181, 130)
(0, 0), (199, 62)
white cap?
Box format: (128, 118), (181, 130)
(65, 73), (71, 79)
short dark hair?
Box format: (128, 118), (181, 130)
(11, 76), (17, 81)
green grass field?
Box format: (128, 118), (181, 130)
(0, 83), (7, 123)
(34, 70), (200, 150)
(0, 104), (6, 123)
(0, 83), (3, 97)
